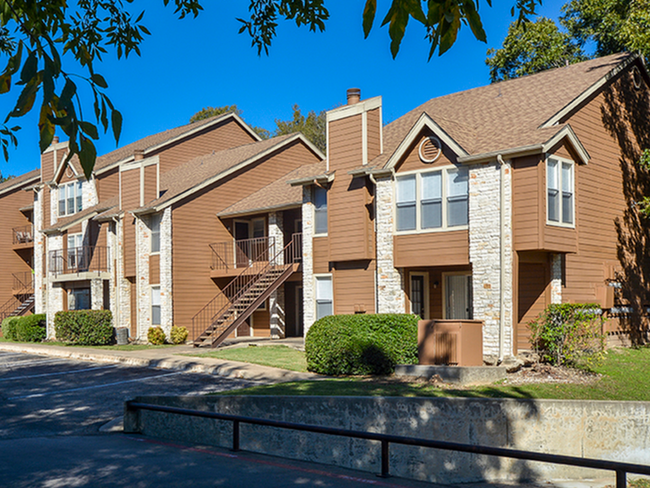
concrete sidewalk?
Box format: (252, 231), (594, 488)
(0, 339), (317, 383)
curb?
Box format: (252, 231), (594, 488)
(0, 343), (316, 383)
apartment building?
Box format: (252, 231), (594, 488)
(1, 52), (647, 361)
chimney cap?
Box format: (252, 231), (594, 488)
(52, 136), (59, 144)
(347, 88), (361, 105)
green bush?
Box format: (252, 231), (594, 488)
(305, 314), (419, 375)
(170, 326), (188, 345)
(147, 326), (166, 345)
(1, 316), (20, 341)
(55, 310), (114, 345)
(14, 314), (47, 342)
(529, 303), (606, 368)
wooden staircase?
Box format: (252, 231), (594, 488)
(191, 233), (302, 348)
(0, 294), (35, 321)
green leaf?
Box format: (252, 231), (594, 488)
(111, 109), (122, 144)
(79, 120), (99, 140)
(0, 73), (10, 94)
(90, 73), (108, 89)
(462, 1), (487, 43)
(59, 79), (76, 108)
(363, 0), (377, 38)
(38, 104), (55, 153)
(20, 50), (37, 85)
(78, 134), (97, 180)
(10, 79), (39, 118)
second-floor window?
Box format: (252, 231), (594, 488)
(547, 157), (574, 226)
(151, 213), (161, 253)
(395, 167), (468, 232)
(58, 181), (83, 217)
(314, 186), (328, 235)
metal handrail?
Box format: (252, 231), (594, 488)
(0, 296), (20, 321)
(12, 224), (34, 245)
(209, 236), (276, 271)
(125, 401), (650, 487)
(12, 272), (34, 292)
(191, 233), (302, 342)
(48, 245), (111, 275)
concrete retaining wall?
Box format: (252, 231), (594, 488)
(125, 396), (650, 485)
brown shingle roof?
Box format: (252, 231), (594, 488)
(139, 134), (299, 211)
(42, 196), (118, 233)
(218, 161), (327, 217)
(0, 169), (40, 195)
(94, 113), (239, 172)
(371, 52), (632, 168)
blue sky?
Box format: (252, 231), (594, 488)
(2, 0), (567, 177)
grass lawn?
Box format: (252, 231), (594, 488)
(215, 346), (650, 401)
(187, 345), (308, 372)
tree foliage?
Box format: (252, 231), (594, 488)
(1, 0), (543, 176)
(0, 170), (14, 182)
(189, 104), (270, 139)
(274, 104), (326, 153)
(486, 17), (586, 82)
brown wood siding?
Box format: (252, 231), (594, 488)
(328, 114), (374, 261)
(121, 168), (140, 277)
(252, 309), (271, 337)
(559, 77), (642, 306)
(157, 119), (257, 175)
(395, 132), (458, 173)
(313, 236), (330, 274)
(171, 140), (320, 331)
(0, 186), (35, 309)
(97, 168), (119, 201)
(543, 225), (578, 253)
(89, 222), (107, 272)
(517, 254), (550, 352)
(366, 108), (382, 161)
(43, 186), (50, 230)
(41, 151), (54, 183)
(513, 154), (542, 250)
(143, 164), (158, 204)
(394, 230), (469, 268)
(332, 260), (376, 315)
(149, 254), (160, 284)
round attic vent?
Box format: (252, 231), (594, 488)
(632, 66), (642, 90)
(419, 136), (442, 163)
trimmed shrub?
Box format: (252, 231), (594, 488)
(305, 314), (419, 375)
(55, 310), (114, 345)
(14, 314), (47, 342)
(170, 326), (188, 345)
(529, 303), (606, 368)
(148, 326), (166, 345)
(1, 316), (21, 341)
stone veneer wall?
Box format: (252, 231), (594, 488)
(468, 160), (513, 359)
(136, 216), (151, 340)
(90, 278), (103, 310)
(160, 208), (173, 335)
(268, 212), (285, 338)
(301, 187), (315, 336)
(375, 176), (405, 314)
(117, 218), (131, 330)
(33, 188), (45, 314)
(550, 253), (562, 304)
(45, 234), (63, 338)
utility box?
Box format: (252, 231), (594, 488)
(418, 320), (484, 366)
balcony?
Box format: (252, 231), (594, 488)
(209, 235), (302, 278)
(49, 246), (110, 280)
(12, 272), (34, 295)
(13, 224), (34, 249)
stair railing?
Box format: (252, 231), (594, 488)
(191, 233), (302, 343)
(0, 296), (20, 321)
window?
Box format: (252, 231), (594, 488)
(395, 167), (468, 232)
(547, 157), (574, 225)
(314, 186), (328, 235)
(150, 213), (161, 253)
(444, 273), (473, 320)
(67, 233), (83, 270)
(68, 288), (90, 310)
(58, 181), (83, 217)
(315, 275), (333, 320)
(151, 286), (161, 325)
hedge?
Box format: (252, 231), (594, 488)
(1, 314), (46, 342)
(54, 310), (114, 345)
(305, 314), (419, 375)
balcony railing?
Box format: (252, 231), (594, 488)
(12, 272), (34, 294)
(13, 224), (34, 245)
(49, 246), (110, 275)
(210, 236), (276, 271)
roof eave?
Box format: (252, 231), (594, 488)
(288, 172), (335, 187)
(42, 211), (100, 235)
(217, 202), (302, 218)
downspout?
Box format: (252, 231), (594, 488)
(497, 155), (507, 362)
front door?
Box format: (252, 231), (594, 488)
(445, 274), (472, 319)
(410, 275), (425, 319)
(234, 221), (250, 267)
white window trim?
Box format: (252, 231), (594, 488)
(150, 213), (162, 255)
(546, 155), (576, 229)
(151, 285), (161, 326)
(441, 271), (473, 320)
(313, 186), (328, 237)
(409, 271), (430, 319)
(393, 166), (469, 235)
(58, 180), (83, 218)
(314, 273), (333, 320)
